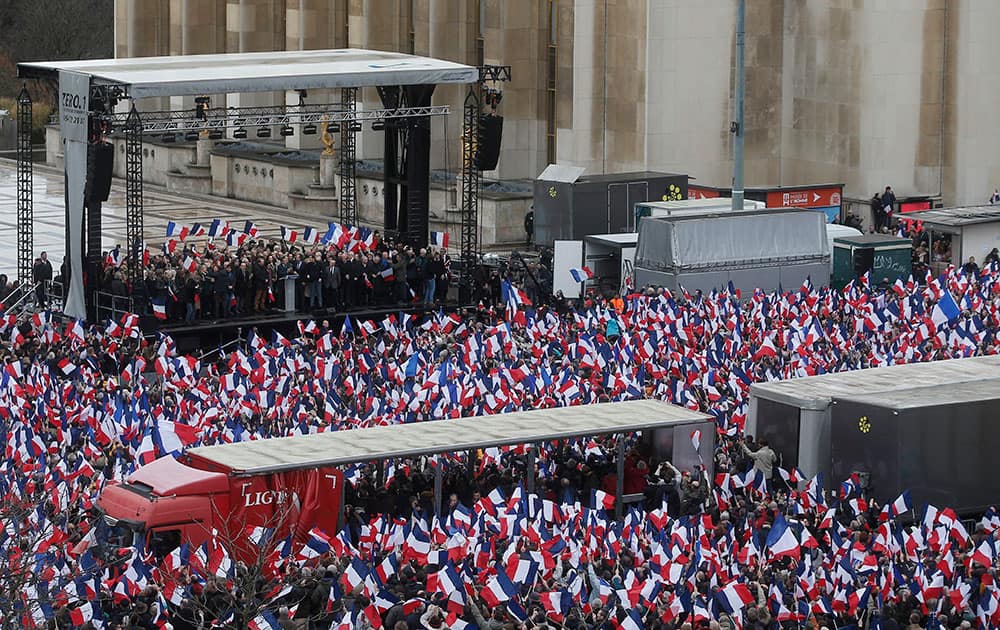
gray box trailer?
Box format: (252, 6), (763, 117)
(633, 207), (830, 295)
(830, 380), (1000, 515)
(533, 168), (689, 245)
(748, 356), (1000, 485)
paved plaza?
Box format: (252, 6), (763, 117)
(0, 160), (335, 278)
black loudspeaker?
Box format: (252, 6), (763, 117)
(477, 114), (503, 172)
(86, 142), (115, 203)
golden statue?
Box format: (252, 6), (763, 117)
(321, 114), (336, 156)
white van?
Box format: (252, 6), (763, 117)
(825, 223), (863, 272)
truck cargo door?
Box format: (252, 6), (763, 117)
(627, 182), (648, 232)
(608, 184), (627, 233)
(553, 240), (585, 297)
(621, 247), (636, 293)
(754, 398), (801, 471)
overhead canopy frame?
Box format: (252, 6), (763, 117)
(187, 399), (712, 475)
(18, 48), (478, 98)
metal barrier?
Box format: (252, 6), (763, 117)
(621, 493), (645, 506)
(93, 291), (132, 322)
(46, 280), (64, 311)
(197, 337), (243, 362)
(3, 281), (38, 316)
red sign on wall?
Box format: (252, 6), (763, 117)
(899, 200), (931, 213)
(765, 187), (843, 209)
(688, 185), (722, 200)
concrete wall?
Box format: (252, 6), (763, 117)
(214, 153), (317, 207)
(644, 1), (735, 187)
(778, 1), (947, 204)
(113, 0), (1000, 208)
(943, 3), (1000, 207)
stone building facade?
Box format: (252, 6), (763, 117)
(114, 0), (1000, 209)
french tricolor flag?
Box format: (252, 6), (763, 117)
(717, 581), (755, 613)
(136, 428), (157, 465)
(779, 466), (805, 486)
(281, 226), (298, 243)
(431, 231), (449, 248)
(890, 490), (913, 517)
(592, 489), (615, 511)
(765, 514), (801, 561)
(373, 589), (401, 614)
(303, 227), (320, 245)
(690, 429), (702, 451)
(541, 590), (572, 623)
(341, 557), (370, 593)
(248, 611), (281, 630)
(480, 570), (518, 607)
(68, 602), (95, 627)
(931, 290), (961, 328)
(208, 219), (226, 238)
(152, 298), (168, 320)
(569, 266), (593, 283)
(375, 553), (399, 584)
(619, 608), (645, 630)
(506, 557), (539, 587)
(298, 528), (331, 559)
(972, 535), (996, 568)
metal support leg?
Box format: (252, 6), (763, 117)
(337, 474), (347, 531)
(433, 464), (443, 519)
(16, 86), (33, 291)
(339, 87), (357, 226)
(125, 104), (144, 310)
(459, 86), (480, 303)
(615, 436), (625, 520)
(526, 447), (537, 496)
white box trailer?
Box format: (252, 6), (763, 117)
(824, 223), (863, 272)
(553, 233), (638, 298)
(635, 198), (765, 226)
(747, 356), (1000, 483)
(634, 207), (831, 296)
(553, 200), (770, 298)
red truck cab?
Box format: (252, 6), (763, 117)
(95, 455), (343, 562)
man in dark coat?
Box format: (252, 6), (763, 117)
(33, 251), (53, 307)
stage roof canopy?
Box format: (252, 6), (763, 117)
(18, 48), (478, 98)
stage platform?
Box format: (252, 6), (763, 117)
(146, 301), (468, 353)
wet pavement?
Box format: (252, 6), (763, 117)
(0, 161), (333, 277)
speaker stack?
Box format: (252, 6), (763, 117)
(477, 114), (503, 172)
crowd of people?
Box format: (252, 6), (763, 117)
(88, 222), (469, 323)
(2, 250), (1000, 629)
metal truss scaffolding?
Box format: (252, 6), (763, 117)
(125, 104), (144, 303)
(16, 86), (33, 289)
(459, 87), (481, 303)
(339, 88), (358, 226)
(96, 102), (450, 135)
(459, 65), (511, 303)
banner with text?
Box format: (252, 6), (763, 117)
(59, 70), (90, 320)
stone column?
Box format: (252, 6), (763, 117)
(225, 0), (285, 139)
(319, 153), (336, 188)
(196, 137), (213, 166)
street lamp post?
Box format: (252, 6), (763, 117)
(731, 0), (746, 211)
